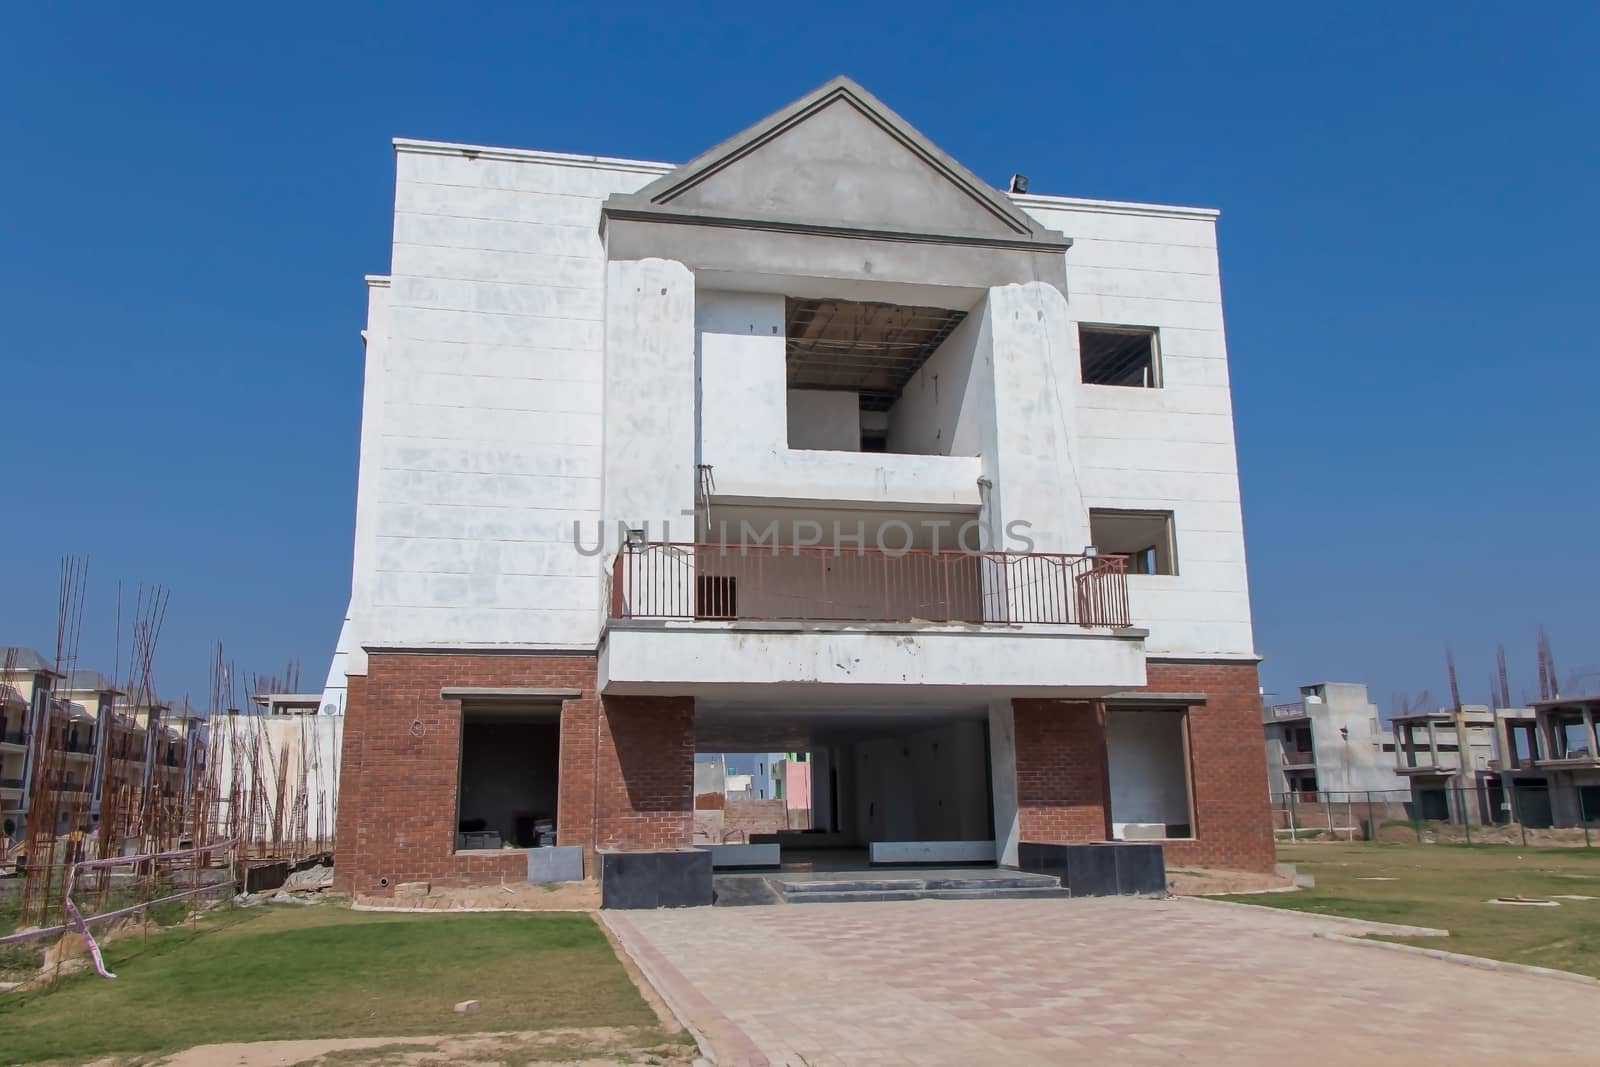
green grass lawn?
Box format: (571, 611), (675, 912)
(1221, 842), (1600, 977)
(0, 904), (682, 1064)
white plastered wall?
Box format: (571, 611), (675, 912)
(336, 143), (1256, 667)
(348, 145), (668, 656)
(602, 257), (698, 537)
(887, 308), (985, 457)
(1019, 197), (1255, 659)
(786, 389), (860, 451)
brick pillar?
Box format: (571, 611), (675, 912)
(556, 689), (597, 859)
(1013, 699), (1109, 843)
(594, 695), (694, 850)
(1147, 661), (1276, 872)
(332, 673), (367, 893)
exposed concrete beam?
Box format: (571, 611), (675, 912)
(439, 687), (582, 702)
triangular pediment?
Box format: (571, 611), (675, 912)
(605, 77), (1066, 249)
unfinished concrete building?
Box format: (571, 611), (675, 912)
(325, 77), (1274, 902)
(1263, 682), (1401, 797)
(0, 648), (211, 848)
(1490, 695), (1600, 827)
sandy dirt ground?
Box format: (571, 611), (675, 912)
(353, 880), (600, 911)
(1167, 866), (1297, 894)
(81, 1026), (696, 1066)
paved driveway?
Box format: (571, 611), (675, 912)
(606, 897), (1600, 1066)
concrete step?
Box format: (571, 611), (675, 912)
(781, 885), (1071, 905)
(712, 875), (784, 907)
(777, 873), (1061, 896)
(920, 875), (1060, 892)
(776, 878), (927, 895)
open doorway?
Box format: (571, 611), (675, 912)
(1106, 705), (1196, 839)
(456, 703), (560, 851)
(694, 700), (995, 870)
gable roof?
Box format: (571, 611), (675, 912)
(1, 647), (57, 674)
(603, 76), (1069, 253)
(61, 669), (120, 694)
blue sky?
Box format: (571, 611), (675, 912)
(2, 3), (1595, 712)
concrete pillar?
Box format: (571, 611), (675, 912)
(345, 277), (390, 680)
(835, 742), (860, 843)
(988, 701), (1020, 866)
(602, 258), (698, 540)
(978, 283), (1089, 556)
(810, 746), (833, 833)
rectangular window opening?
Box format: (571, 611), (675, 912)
(455, 704), (561, 852)
(1106, 707), (1196, 839)
(1090, 509), (1177, 575)
(1079, 324), (1160, 387)
(783, 296), (977, 457)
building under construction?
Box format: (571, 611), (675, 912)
(2, 561), (342, 931)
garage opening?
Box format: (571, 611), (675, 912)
(456, 703), (560, 851)
(694, 702), (996, 869)
(1106, 705), (1195, 839)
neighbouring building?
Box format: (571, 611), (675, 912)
(0, 680), (28, 838)
(326, 77), (1274, 897)
(1486, 695), (1600, 828)
(1390, 704), (1504, 822)
(255, 693), (324, 716)
(0, 648), (210, 845)
(207, 704), (343, 850)
(1263, 682), (1402, 796)
(1385, 701), (1600, 829)
(720, 753), (785, 800)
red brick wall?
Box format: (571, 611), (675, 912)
(594, 695), (694, 850)
(1014, 699), (1109, 842)
(1009, 662), (1276, 874)
(722, 795), (792, 838)
(333, 673), (367, 892)
(334, 654), (700, 894)
(334, 652), (598, 894)
(1144, 660), (1276, 873)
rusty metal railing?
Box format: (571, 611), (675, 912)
(610, 542), (1129, 628)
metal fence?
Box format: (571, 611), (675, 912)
(1272, 788), (1600, 848)
(610, 542), (1131, 627)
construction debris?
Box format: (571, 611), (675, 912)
(4, 557), (341, 974)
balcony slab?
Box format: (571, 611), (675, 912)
(600, 619), (1146, 698)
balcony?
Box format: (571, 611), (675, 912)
(1264, 702), (1307, 723)
(0, 729), (25, 748)
(602, 542), (1146, 697)
(1395, 754), (1458, 776)
(1281, 748), (1316, 769)
(611, 542), (1130, 627)
(0, 776), (23, 792)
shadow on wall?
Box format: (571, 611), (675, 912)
(606, 698), (694, 834)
